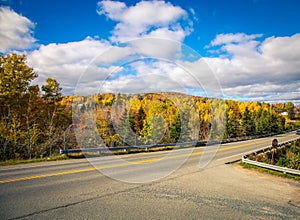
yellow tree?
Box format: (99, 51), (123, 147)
(0, 54), (37, 160)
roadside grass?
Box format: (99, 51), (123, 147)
(0, 146), (176, 166)
(0, 155), (72, 166)
(239, 161), (300, 181)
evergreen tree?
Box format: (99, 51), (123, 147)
(242, 107), (255, 136)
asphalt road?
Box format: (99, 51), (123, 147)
(0, 132), (299, 219)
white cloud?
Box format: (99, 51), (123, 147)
(210, 33), (263, 46)
(96, 0), (126, 20)
(97, 0), (191, 42)
(27, 37), (118, 94)
(262, 92), (300, 106)
(0, 7), (35, 53)
(27, 37), (189, 95)
(128, 38), (182, 60)
(101, 60), (188, 94)
(17, 1), (196, 97)
(205, 33), (300, 104)
(26, 29), (300, 105)
(99, 56), (221, 97)
(178, 58), (223, 97)
(261, 34), (300, 62)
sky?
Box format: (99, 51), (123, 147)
(0, 0), (300, 105)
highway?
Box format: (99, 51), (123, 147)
(0, 132), (299, 219)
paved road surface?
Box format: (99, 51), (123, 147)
(0, 132), (299, 219)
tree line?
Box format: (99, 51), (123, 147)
(0, 54), (298, 160)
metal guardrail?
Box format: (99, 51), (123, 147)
(242, 137), (300, 176)
(60, 141), (208, 155)
(60, 130), (298, 155)
(221, 131), (288, 144)
(242, 158), (300, 175)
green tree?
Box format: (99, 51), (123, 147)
(42, 78), (62, 102)
(117, 108), (134, 146)
(241, 107), (255, 136)
(169, 113), (181, 143)
(285, 102), (295, 120)
(224, 109), (240, 138)
(0, 54), (37, 103)
(42, 78), (63, 156)
(129, 106), (145, 137)
(224, 101), (241, 138)
(140, 114), (165, 144)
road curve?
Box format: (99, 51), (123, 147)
(0, 132), (299, 219)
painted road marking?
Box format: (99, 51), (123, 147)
(0, 137), (282, 184)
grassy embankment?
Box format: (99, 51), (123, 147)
(239, 162), (300, 181)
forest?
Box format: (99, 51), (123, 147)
(0, 53), (298, 161)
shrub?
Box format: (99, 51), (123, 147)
(250, 140), (300, 170)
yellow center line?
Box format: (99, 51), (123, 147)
(0, 139), (268, 184)
(0, 168), (96, 184)
(0, 163), (130, 184)
(130, 158), (163, 164)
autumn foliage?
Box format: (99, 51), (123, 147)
(0, 54), (296, 160)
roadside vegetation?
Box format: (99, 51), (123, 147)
(0, 155), (69, 166)
(1, 53), (299, 163)
(248, 139), (300, 170)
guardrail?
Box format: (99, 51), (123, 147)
(60, 141), (208, 155)
(221, 131), (288, 144)
(60, 130), (298, 155)
(242, 158), (300, 175)
(242, 137), (300, 176)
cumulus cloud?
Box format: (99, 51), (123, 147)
(27, 37), (118, 94)
(27, 37), (187, 95)
(27, 31), (300, 105)
(94, 38), (219, 96)
(101, 60), (190, 94)
(72, 38), (196, 95)
(26, 1), (194, 95)
(128, 38), (183, 60)
(261, 34), (300, 62)
(210, 33), (263, 46)
(205, 33), (300, 104)
(96, 0), (192, 42)
(0, 7), (35, 53)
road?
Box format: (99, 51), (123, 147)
(0, 132), (299, 219)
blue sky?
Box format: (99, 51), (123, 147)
(0, 0), (300, 104)
(6, 0), (300, 53)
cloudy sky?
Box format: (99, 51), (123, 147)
(0, 0), (299, 105)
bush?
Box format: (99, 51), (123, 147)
(250, 140), (300, 170)
(276, 157), (290, 167)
